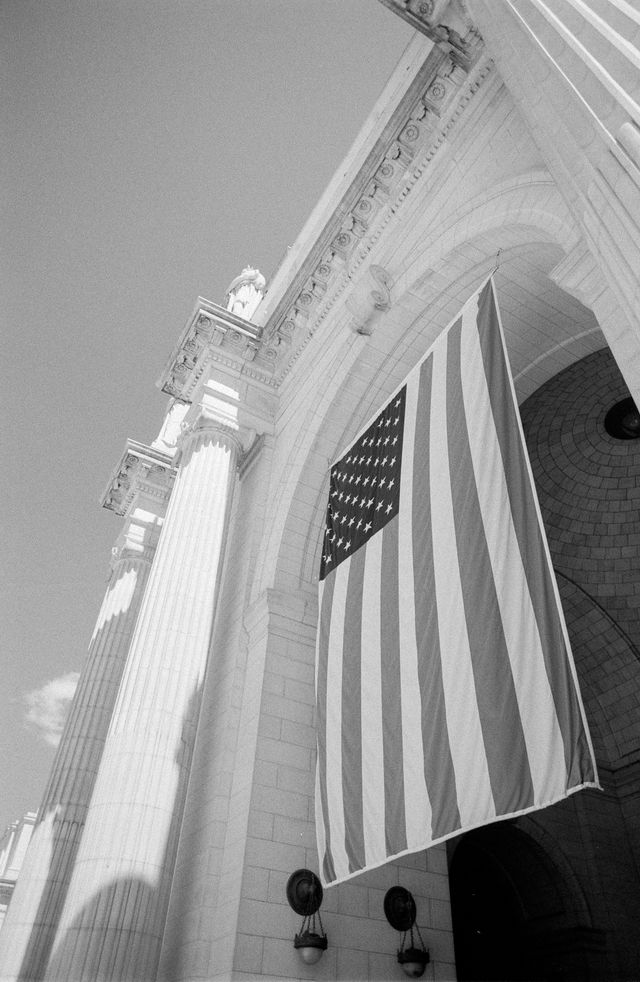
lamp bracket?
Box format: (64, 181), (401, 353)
(286, 869), (323, 916)
(384, 886), (417, 932)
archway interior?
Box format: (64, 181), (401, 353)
(448, 825), (594, 982)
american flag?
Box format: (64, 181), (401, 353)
(315, 278), (599, 887)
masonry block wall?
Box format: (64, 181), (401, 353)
(516, 346), (640, 980)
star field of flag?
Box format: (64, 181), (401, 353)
(320, 387), (406, 579)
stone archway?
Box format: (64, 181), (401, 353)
(448, 823), (605, 982)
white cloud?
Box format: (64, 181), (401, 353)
(24, 672), (80, 748)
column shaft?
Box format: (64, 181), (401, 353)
(45, 424), (239, 981)
(0, 554), (152, 982)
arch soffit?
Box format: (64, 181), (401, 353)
(252, 172), (583, 599)
(448, 820), (594, 928)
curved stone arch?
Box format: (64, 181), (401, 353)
(557, 572), (640, 770)
(392, 170), (579, 300)
(251, 172), (583, 602)
(448, 818), (595, 929)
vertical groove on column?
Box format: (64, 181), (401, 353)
(0, 557), (151, 982)
(45, 427), (238, 982)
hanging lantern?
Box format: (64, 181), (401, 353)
(286, 869), (328, 965)
(384, 885), (430, 978)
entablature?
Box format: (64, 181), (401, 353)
(257, 46), (491, 385)
(157, 297), (277, 402)
(101, 439), (175, 517)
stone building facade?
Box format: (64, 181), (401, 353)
(1, 1), (639, 979)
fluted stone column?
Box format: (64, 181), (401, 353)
(0, 448), (172, 982)
(45, 388), (250, 982)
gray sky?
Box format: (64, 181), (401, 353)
(1, 1), (413, 833)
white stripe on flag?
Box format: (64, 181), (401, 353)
(398, 369), (432, 850)
(429, 334), (496, 828)
(314, 579), (328, 868)
(360, 536), (387, 868)
(325, 558), (351, 881)
(460, 296), (567, 804)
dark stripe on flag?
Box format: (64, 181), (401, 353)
(341, 549), (366, 873)
(380, 518), (408, 857)
(317, 572), (336, 883)
(447, 316), (535, 814)
(475, 283), (595, 785)
(412, 354), (461, 839)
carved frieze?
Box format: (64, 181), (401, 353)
(262, 48), (491, 378)
(101, 440), (175, 517)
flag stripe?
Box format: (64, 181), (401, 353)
(380, 518), (408, 858)
(398, 372), (432, 851)
(341, 549), (366, 873)
(447, 315), (535, 814)
(324, 559), (351, 880)
(474, 285), (596, 785)
(429, 329), (496, 828)
(411, 354), (461, 840)
(360, 535), (386, 867)
(460, 293), (568, 803)
(316, 574), (335, 883)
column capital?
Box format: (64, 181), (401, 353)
(100, 440), (176, 518)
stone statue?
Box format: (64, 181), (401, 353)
(224, 266), (266, 320)
(152, 399), (189, 454)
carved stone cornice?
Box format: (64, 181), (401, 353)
(101, 440), (175, 517)
(261, 51), (492, 382)
(157, 298), (277, 402)
(377, 0), (482, 68)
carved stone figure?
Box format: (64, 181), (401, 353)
(224, 266), (266, 320)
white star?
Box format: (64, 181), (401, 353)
(388, 479), (395, 490)
(390, 456), (396, 466)
(386, 502), (394, 514)
(337, 537), (344, 547)
(367, 498), (374, 507)
(360, 496), (367, 507)
(363, 476), (370, 486)
(379, 477), (386, 488)
(381, 456), (388, 466)
(394, 416), (400, 425)
(348, 517), (355, 527)
(364, 521), (372, 532)
(356, 518), (363, 529)
(383, 436), (390, 446)
(345, 494), (351, 504)
(392, 435), (398, 445)
(376, 501), (384, 511)
(395, 397), (401, 407)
